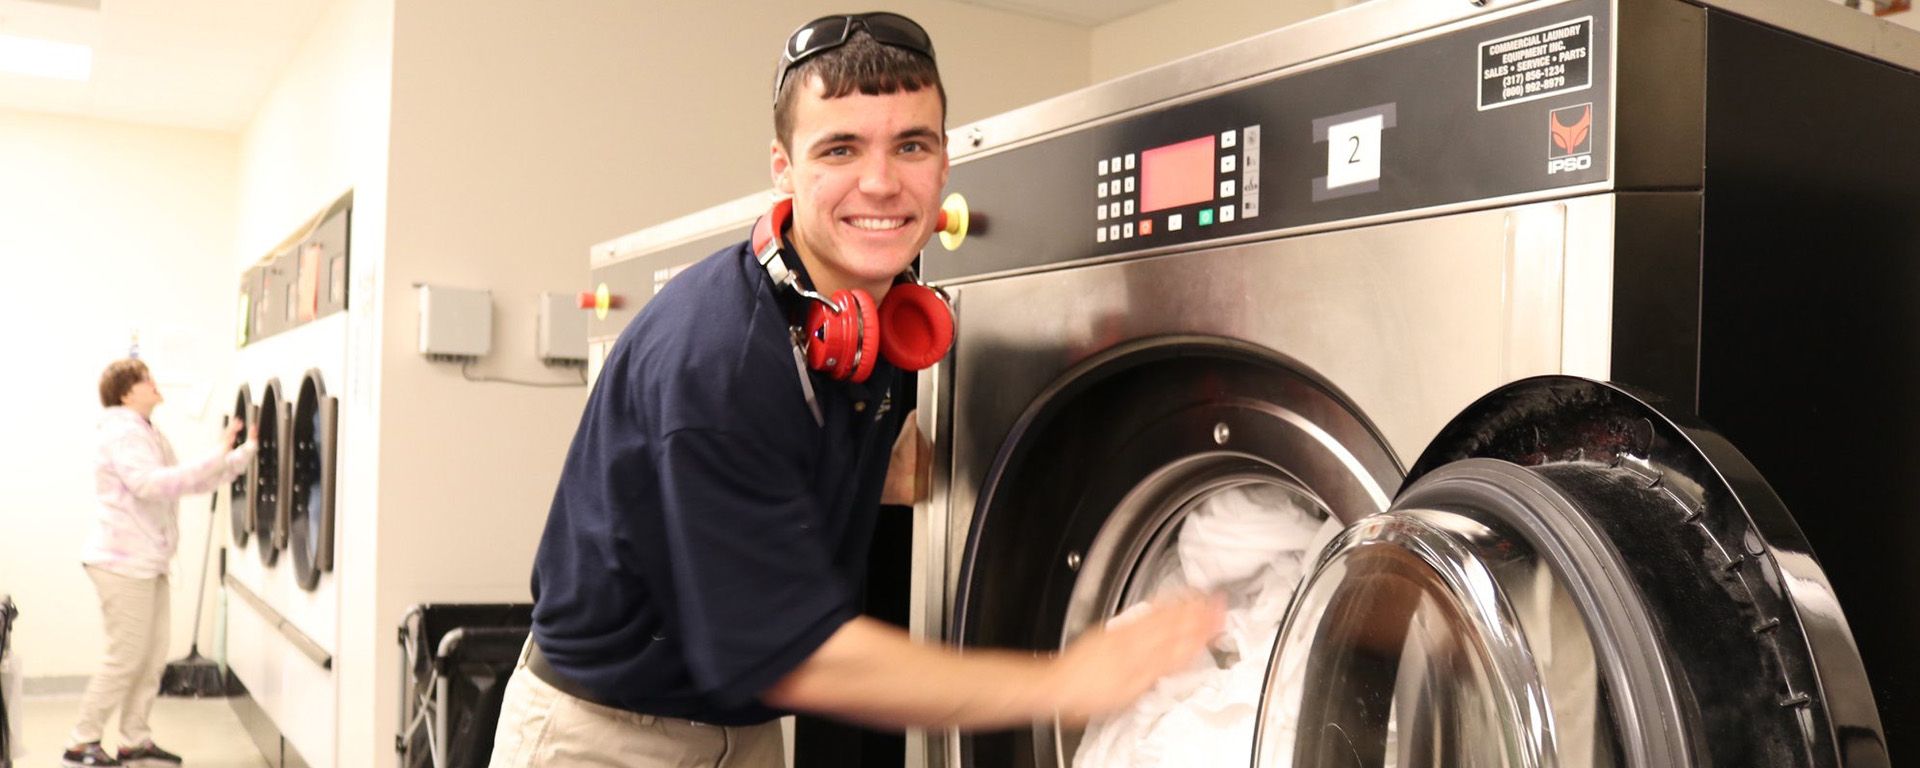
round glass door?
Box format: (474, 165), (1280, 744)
(1252, 377), (1888, 768)
(289, 370), (336, 590)
(1254, 476), (1623, 768)
(254, 378), (285, 566)
(228, 385), (254, 548)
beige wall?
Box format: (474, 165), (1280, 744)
(0, 109), (238, 680)
(1091, 0), (1339, 83)
(365, 2), (1087, 767)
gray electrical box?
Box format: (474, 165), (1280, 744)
(537, 292), (588, 365)
(417, 285), (492, 360)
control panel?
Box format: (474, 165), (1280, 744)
(927, 0), (1610, 283)
(1094, 127), (1262, 247)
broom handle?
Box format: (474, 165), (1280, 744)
(187, 420), (226, 653)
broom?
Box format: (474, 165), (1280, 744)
(158, 480), (229, 697)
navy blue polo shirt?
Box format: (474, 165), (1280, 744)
(529, 235), (903, 725)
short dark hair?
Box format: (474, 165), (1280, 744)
(99, 358), (150, 408)
(774, 30), (946, 150)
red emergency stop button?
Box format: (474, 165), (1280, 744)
(578, 284), (623, 320)
(937, 193), (969, 251)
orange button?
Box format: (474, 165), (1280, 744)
(1139, 219), (1154, 236)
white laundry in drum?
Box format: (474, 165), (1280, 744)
(1074, 485), (1342, 768)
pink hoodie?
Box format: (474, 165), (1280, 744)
(82, 407), (257, 579)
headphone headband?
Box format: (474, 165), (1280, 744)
(752, 198), (799, 290)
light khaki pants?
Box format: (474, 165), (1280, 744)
(70, 565), (170, 747)
(489, 640), (784, 768)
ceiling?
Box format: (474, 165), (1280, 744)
(0, 0), (1164, 134)
(0, 0), (329, 132)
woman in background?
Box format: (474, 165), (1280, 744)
(62, 359), (255, 768)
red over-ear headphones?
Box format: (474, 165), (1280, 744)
(751, 198), (954, 383)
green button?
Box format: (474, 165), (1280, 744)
(1198, 208), (1214, 226)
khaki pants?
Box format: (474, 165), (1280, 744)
(70, 565), (170, 747)
(489, 640), (784, 768)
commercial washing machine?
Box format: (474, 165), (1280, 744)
(907, 0), (1911, 765)
(587, 0), (1911, 765)
(226, 192), (351, 768)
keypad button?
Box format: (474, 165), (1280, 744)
(1123, 200), (1135, 216)
(1169, 214), (1184, 231)
(1220, 205), (1236, 223)
(1098, 159), (1109, 175)
(1219, 179), (1236, 197)
(1221, 130), (1237, 149)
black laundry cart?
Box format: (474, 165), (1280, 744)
(396, 603), (531, 768)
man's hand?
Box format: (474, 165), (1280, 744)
(221, 418), (246, 449)
(881, 409), (931, 506)
(760, 592), (1225, 730)
(1045, 592), (1227, 726)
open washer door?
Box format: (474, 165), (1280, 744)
(229, 385), (255, 547)
(254, 378), (289, 566)
(1252, 377), (1887, 768)
(289, 369), (337, 590)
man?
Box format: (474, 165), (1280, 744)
(488, 13), (1221, 767)
(65, 359), (255, 768)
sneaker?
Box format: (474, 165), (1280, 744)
(115, 741), (183, 767)
(61, 742), (121, 767)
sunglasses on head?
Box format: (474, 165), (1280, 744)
(774, 12), (935, 103)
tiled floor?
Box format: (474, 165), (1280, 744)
(9, 693), (267, 767)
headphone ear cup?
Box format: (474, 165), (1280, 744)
(803, 300), (839, 376)
(878, 283), (954, 371)
(803, 289), (880, 382)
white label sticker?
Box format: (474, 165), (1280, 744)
(1325, 114), (1384, 190)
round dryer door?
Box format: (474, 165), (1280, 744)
(1252, 377), (1888, 768)
(229, 385), (254, 547)
(253, 378), (288, 566)
(289, 370), (337, 590)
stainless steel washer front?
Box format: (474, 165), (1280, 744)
(915, 196), (1609, 767)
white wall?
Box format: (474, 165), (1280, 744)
(0, 109), (238, 681)
(1091, 0), (1340, 83)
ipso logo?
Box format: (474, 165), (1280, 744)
(1547, 103), (1593, 175)
(1549, 155), (1593, 174)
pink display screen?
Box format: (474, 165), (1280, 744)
(1139, 135), (1215, 213)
